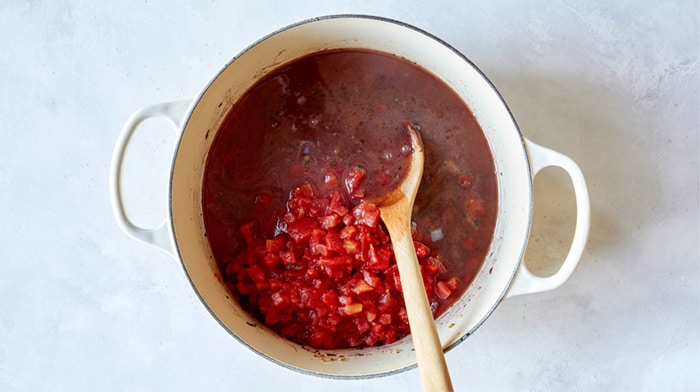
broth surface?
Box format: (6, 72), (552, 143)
(203, 49), (497, 348)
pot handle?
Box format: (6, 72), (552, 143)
(505, 139), (590, 298)
(109, 99), (193, 256)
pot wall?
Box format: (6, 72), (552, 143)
(170, 16), (533, 377)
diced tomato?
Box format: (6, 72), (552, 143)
(311, 242), (329, 257)
(282, 212), (296, 224)
(435, 280), (453, 300)
(328, 191), (349, 216)
(306, 331), (325, 349)
(291, 182), (315, 199)
(263, 308), (281, 325)
(366, 244), (391, 271)
(246, 264), (266, 283)
(352, 202), (380, 228)
(319, 214), (342, 230)
(319, 256), (353, 279)
(240, 220), (259, 245)
(236, 280), (255, 295)
(286, 196), (310, 218)
(422, 256), (447, 275)
(323, 171), (338, 188)
(308, 197), (330, 218)
(397, 307), (409, 324)
(378, 313), (392, 325)
(342, 213), (355, 226)
(324, 228), (345, 253)
(305, 268), (319, 280)
(344, 166), (366, 197)
(317, 311), (341, 330)
(386, 265), (402, 292)
(362, 269), (381, 288)
(268, 279), (283, 291)
(270, 291), (286, 307)
(343, 239), (361, 255)
(413, 241), (430, 258)
(321, 290), (339, 307)
(445, 276), (461, 290)
(278, 250), (296, 265)
(352, 188), (366, 199)
(377, 291), (396, 313)
(318, 254), (353, 267)
(263, 252), (281, 268)
(459, 174), (474, 187)
(356, 230), (373, 262)
(340, 225), (358, 240)
(354, 313), (371, 333)
(266, 236), (286, 253)
(286, 217), (320, 242)
(298, 287), (318, 308)
(308, 229), (326, 255)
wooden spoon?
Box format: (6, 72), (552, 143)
(369, 124), (454, 392)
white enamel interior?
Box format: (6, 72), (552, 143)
(170, 15), (532, 377)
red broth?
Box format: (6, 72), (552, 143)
(203, 49), (497, 349)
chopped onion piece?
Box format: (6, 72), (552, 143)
(431, 228), (444, 242)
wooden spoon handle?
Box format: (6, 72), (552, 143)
(385, 218), (454, 392)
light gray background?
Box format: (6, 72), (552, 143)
(1, 1), (698, 391)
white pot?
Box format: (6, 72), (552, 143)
(110, 15), (590, 378)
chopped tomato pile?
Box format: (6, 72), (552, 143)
(222, 179), (461, 349)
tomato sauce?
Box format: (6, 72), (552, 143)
(202, 49), (497, 349)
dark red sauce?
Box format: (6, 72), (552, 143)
(203, 49), (497, 349)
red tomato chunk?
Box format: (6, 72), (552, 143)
(222, 183), (459, 349)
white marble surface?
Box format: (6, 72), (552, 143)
(1, 1), (698, 391)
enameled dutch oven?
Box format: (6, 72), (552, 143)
(109, 15), (590, 378)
